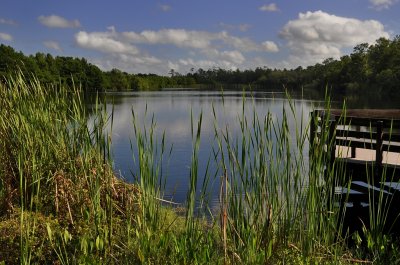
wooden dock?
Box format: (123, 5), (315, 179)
(310, 109), (400, 234)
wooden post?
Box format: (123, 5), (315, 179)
(324, 115), (336, 182)
(375, 120), (383, 180)
(351, 125), (359, 158)
(325, 115), (337, 209)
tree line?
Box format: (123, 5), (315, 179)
(1, 36), (399, 94)
(0, 45), (195, 91)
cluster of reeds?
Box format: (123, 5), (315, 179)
(125, 91), (400, 263)
(0, 73), (139, 264)
(204, 95), (346, 263)
(1, 74), (399, 264)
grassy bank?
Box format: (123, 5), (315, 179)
(0, 74), (399, 264)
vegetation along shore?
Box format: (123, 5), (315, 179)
(1, 72), (400, 264)
(1, 36), (400, 264)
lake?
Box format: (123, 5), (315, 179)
(94, 89), (399, 210)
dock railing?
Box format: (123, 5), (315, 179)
(311, 109), (400, 202)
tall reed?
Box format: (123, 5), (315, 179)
(0, 73), (138, 263)
(1, 73), (399, 264)
(205, 93), (347, 263)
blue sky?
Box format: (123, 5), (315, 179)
(0, 0), (399, 75)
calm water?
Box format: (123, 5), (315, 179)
(95, 90), (326, 209)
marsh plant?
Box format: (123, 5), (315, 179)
(0, 74), (398, 264)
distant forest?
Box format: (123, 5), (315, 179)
(1, 36), (399, 94)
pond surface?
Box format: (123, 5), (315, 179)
(94, 89), (398, 209)
(94, 90), (322, 208)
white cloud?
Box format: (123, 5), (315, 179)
(369, 0), (398, 9)
(158, 4), (171, 11)
(280, 10), (389, 67)
(259, 3), (279, 12)
(92, 53), (164, 74)
(123, 28), (275, 53)
(178, 58), (213, 69)
(218, 31), (259, 51)
(123, 29), (213, 49)
(0, 32), (13, 41)
(262, 41), (279, 52)
(75, 28), (164, 74)
(75, 27), (277, 74)
(119, 53), (161, 65)
(177, 58), (236, 72)
(92, 50), (249, 75)
(220, 50), (245, 64)
(177, 49), (245, 71)
(75, 30), (139, 55)
(38, 15), (81, 28)
(0, 18), (17, 26)
(43, 41), (62, 51)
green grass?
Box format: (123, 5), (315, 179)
(1, 73), (399, 264)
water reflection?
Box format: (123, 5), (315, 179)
(98, 90), (322, 209)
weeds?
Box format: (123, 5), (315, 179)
(0, 74), (398, 264)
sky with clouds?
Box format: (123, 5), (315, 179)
(0, 0), (399, 75)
